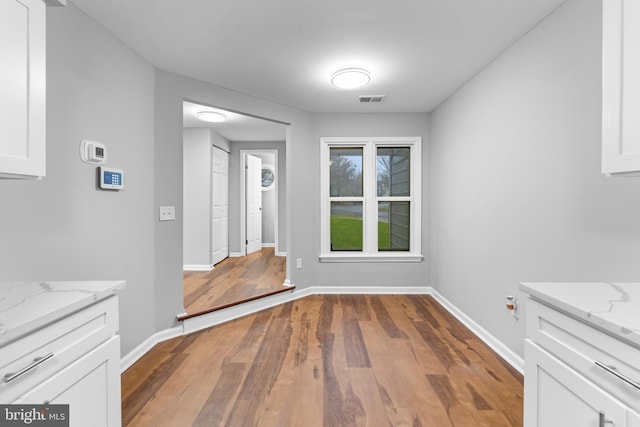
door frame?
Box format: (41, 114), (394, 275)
(239, 149), (280, 257)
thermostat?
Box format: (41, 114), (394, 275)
(99, 167), (124, 190)
(80, 140), (107, 164)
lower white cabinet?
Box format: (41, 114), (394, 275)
(525, 340), (628, 426)
(523, 296), (640, 427)
(0, 288), (123, 427)
(14, 336), (121, 427)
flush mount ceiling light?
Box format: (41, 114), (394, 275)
(195, 111), (228, 123)
(330, 67), (371, 90)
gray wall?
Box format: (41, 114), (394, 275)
(229, 143), (285, 253)
(311, 113), (431, 287)
(182, 128), (211, 266)
(0, 4), (156, 355)
(154, 71), (311, 332)
(430, 0), (640, 357)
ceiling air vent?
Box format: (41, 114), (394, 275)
(358, 95), (386, 103)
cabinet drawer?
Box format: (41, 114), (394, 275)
(14, 336), (122, 427)
(0, 296), (118, 403)
(526, 298), (640, 412)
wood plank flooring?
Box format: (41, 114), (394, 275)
(181, 248), (288, 319)
(123, 294), (523, 427)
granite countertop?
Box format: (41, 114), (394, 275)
(0, 281), (126, 347)
(520, 282), (640, 347)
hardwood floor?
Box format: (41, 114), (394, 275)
(123, 294), (523, 426)
(181, 248), (288, 319)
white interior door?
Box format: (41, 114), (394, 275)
(211, 146), (229, 265)
(246, 154), (262, 255)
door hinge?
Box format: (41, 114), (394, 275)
(246, 240), (248, 245)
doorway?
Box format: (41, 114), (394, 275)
(180, 100), (289, 319)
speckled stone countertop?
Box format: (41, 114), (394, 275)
(520, 282), (640, 347)
(0, 281), (125, 347)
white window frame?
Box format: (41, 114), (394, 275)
(320, 137), (422, 263)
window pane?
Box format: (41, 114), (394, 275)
(377, 147), (410, 197)
(331, 202), (362, 251)
(378, 202), (410, 251)
(330, 148), (363, 197)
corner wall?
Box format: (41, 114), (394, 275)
(430, 0), (640, 356)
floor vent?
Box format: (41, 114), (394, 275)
(359, 95), (386, 103)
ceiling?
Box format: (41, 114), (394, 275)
(72, 0), (567, 114)
(183, 101), (287, 142)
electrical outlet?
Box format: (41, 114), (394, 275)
(159, 206), (175, 221)
(296, 258), (302, 269)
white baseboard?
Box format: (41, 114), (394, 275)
(261, 243), (275, 248)
(429, 289), (524, 374)
(122, 285), (523, 375)
(183, 264), (214, 271)
(276, 252), (286, 257)
(120, 326), (183, 373)
(229, 252), (243, 258)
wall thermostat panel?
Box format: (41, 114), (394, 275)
(80, 140), (107, 164)
(99, 167), (124, 190)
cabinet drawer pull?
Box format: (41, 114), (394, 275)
(595, 360), (640, 391)
(3, 353), (54, 383)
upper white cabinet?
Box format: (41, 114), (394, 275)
(602, 0), (640, 176)
(0, 0), (46, 178)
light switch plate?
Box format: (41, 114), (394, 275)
(159, 206), (175, 221)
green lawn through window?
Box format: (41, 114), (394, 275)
(330, 216), (390, 250)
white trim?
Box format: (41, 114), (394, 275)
(120, 326), (183, 373)
(429, 289), (525, 374)
(319, 254), (423, 263)
(182, 284), (301, 335)
(276, 252), (286, 257)
(229, 252), (243, 258)
(182, 264), (214, 271)
(262, 243), (275, 248)
(121, 285), (523, 375)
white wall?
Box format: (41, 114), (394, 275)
(0, 4), (156, 355)
(183, 128), (211, 267)
(430, 0), (640, 357)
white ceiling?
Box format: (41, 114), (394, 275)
(183, 101), (287, 142)
(72, 0), (567, 114)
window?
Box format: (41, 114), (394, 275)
(320, 137), (422, 262)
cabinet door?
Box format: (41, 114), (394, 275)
(524, 340), (627, 427)
(14, 337), (122, 427)
(602, 0), (640, 175)
(629, 410), (640, 427)
(0, 0), (46, 178)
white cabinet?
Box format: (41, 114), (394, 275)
(0, 294), (122, 427)
(525, 340), (627, 426)
(602, 0), (640, 176)
(523, 297), (640, 426)
(14, 337), (121, 427)
(0, 0), (46, 178)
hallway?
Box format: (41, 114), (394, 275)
(180, 248), (289, 319)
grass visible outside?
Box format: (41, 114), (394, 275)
(330, 216), (390, 250)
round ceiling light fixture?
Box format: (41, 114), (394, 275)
(330, 67), (371, 90)
(195, 111), (228, 123)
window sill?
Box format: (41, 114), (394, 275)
(319, 253), (424, 263)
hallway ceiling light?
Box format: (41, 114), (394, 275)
(195, 111), (228, 123)
(330, 67), (371, 90)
